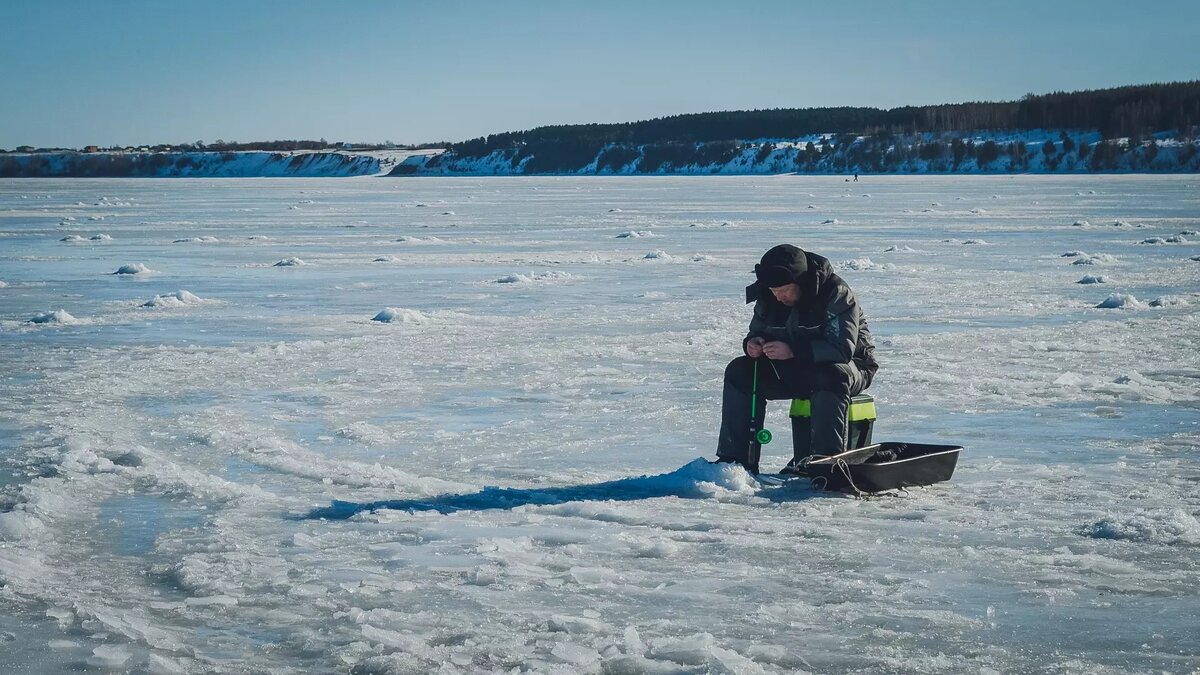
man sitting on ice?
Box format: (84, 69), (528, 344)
(715, 244), (879, 474)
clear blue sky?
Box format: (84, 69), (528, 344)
(2, 0), (1197, 149)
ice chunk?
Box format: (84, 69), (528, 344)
(1084, 509), (1200, 546)
(1139, 237), (1166, 245)
(1071, 220), (1090, 227)
(551, 641), (599, 665)
(371, 308), (430, 324)
(837, 258), (891, 271)
(273, 257), (307, 266)
(493, 271), (573, 284)
(615, 230), (656, 238)
(173, 236), (220, 243)
(883, 245), (914, 252)
(183, 595), (238, 606)
(1149, 295), (1191, 307)
(29, 309), (78, 324)
(1072, 254), (1118, 265)
(113, 263), (153, 275)
(821, 218), (839, 224)
(961, 239), (989, 245)
(86, 645), (132, 669)
(642, 250), (673, 260)
(1096, 293), (1143, 309)
(141, 290), (208, 308)
(1076, 275), (1108, 284)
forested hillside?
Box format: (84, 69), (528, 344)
(396, 81), (1199, 175)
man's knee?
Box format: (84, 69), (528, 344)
(724, 356), (755, 384)
(811, 365), (852, 395)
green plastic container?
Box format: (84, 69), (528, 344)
(789, 393), (876, 460)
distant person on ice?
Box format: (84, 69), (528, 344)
(715, 244), (878, 473)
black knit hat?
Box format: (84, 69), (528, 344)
(754, 244), (808, 287)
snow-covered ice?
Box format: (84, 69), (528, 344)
(0, 175), (1197, 674)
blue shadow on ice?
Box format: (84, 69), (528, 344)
(300, 458), (821, 520)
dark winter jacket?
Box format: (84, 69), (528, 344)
(743, 249), (879, 384)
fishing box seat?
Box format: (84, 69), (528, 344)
(789, 393), (876, 457)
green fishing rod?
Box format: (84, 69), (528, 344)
(746, 357), (774, 474)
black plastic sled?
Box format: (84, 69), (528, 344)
(804, 442), (962, 494)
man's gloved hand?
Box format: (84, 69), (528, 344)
(763, 340), (794, 360)
(745, 336), (766, 358)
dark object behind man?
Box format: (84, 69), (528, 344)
(715, 244), (879, 473)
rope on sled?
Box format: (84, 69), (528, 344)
(811, 458), (909, 501)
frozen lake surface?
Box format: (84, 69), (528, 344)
(1, 176), (1198, 673)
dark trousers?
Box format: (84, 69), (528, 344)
(716, 356), (868, 472)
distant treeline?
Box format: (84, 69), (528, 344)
(446, 81), (1200, 172)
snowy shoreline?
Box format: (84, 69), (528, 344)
(4, 130), (1200, 177)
